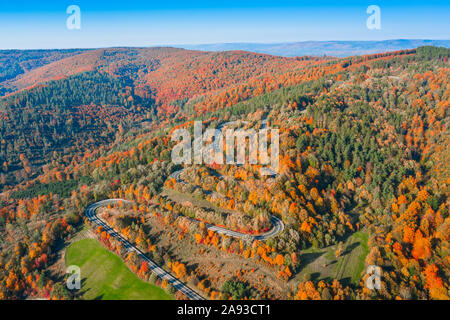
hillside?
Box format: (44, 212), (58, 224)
(0, 49), (87, 94)
(1, 47), (315, 103)
(0, 47), (322, 188)
(0, 46), (448, 301)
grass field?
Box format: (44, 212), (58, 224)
(65, 238), (173, 300)
(294, 230), (369, 286)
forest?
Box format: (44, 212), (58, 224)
(0, 46), (448, 300)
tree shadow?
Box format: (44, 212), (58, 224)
(340, 277), (352, 287)
(187, 262), (200, 271)
(300, 251), (324, 266)
(326, 260), (337, 267)
(343, 241), (360, 255)
(76, 278), (89, 296)
(310, 272), (321, 281)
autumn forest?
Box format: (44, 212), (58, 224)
(0, 45), (448, 301)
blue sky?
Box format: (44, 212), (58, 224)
(0, 0), (449, 49)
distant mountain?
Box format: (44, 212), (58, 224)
(177, 39), (450, 57)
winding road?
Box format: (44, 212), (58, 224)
(85, 199), (204, 300)
(83, 118), (285, 300)
(169, 116), (285, 240)
(169, 169), (284, 241)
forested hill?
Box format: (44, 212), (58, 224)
(0, 49), (87, 82)
(73, 46), (450, 300)
(0, 46), (448, 300)
(0, 47), (314, 102)
(0, 47), (447, 189)
(0, 47), (327, 188)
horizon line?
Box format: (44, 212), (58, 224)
(1, 38), (449, 51)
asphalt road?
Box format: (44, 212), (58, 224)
(168, 116), (285, 240)
(83, 117), (287, 300)
(169, 169), (284, 241)
(85, 199), (204, 300)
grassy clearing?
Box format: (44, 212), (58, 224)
(294, 230), (369, 287)
(65, 238), (173, 300)
(350, 231), (369, 284)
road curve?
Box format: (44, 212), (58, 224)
(168, 116), (285, 240)
(83, 118), (285, 299)
(85, 199), (204, 300)
(169, 169), (284, 241)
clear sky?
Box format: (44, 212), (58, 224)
(0, 0), (449, 49)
